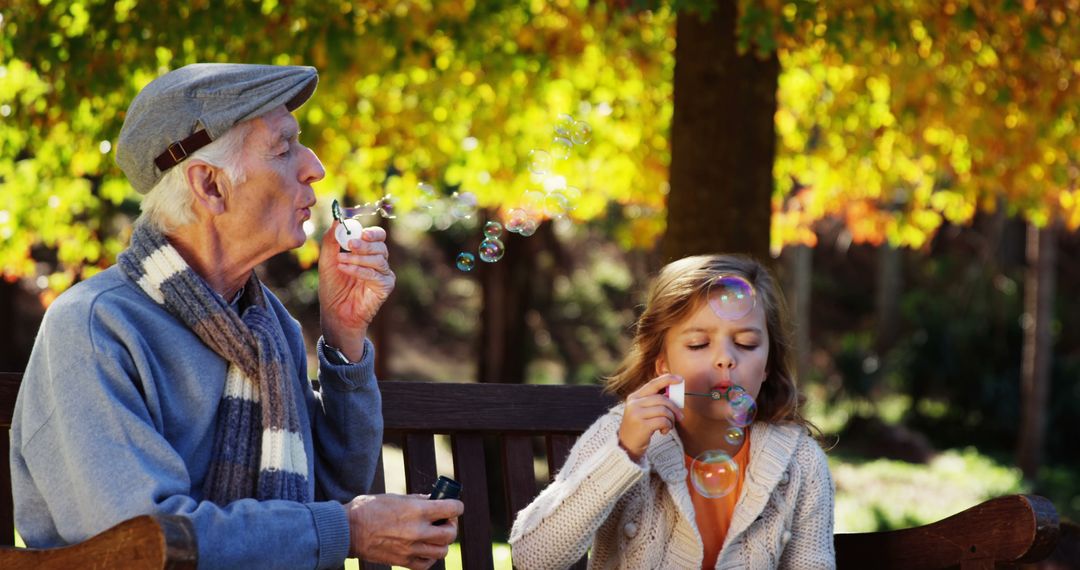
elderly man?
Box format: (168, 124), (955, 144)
(10, 63), (462, 569)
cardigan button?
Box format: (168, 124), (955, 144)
(781, 530), (792, 544)
(624, 522), (638, 538)
(779, 471), (790, 485)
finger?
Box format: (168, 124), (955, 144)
(336, 264), (396, 283)
(337, 252), (393, 272)
(627, 394), (684, 420)
(409, 558), (436, 570)
(344, 238), (389, 258)
(361, 225), (388, 242)
(413, 541), (451, 559)
(630, 373), (683, 399)
(628, 401), (681, 427)
(427, 498), (464, 522)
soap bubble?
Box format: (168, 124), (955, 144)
(551, 137), (574, 160)
(506, 209), (530, 234)
(376, 194), (396, 219)
(528, 150), (553, 175)
(342, 203), (378, 218)
(417, 183), (438, 206)
(723, 426), (745, 447)
(544, 191), (570, 219)
(483, 221), (504, 239)
(689, 450), (739, 498)
(707, 275), (756, 321)
(521, 189), (546, 212)
(478, 238), (505, 263)
(555, 113), (576, 137)
(450, 191), (477, 220)
(456, 252), (476, 272)
(728, 391), (758, 428)
(571, 121), (592, 145)
(518, 216), (539, 237)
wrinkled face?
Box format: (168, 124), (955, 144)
(224, 105), (325, 255)
(657, 298), (769, 423)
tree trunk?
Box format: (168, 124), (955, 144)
(664, 1), (778, 263)
(875, 243), (903, 355)
(783, 245), (813, 383)
(1016, 222), (1056, 480)
(477, 224), (546, 384)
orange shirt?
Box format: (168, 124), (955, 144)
(685, 436), (751, 569)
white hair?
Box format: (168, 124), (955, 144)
(139, 120), (254, 232)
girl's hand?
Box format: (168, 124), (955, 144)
(618, 374), (685, 462)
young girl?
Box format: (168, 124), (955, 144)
(509, 254), (835, 569)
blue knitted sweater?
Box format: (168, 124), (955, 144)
(10, 265), (383, 569)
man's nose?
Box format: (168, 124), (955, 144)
(299, 145), (326, 184)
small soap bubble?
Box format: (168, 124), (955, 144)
(417, 183), (438, 206)
(725, 385), (747, 400)
(456, 252), (476, 272)
(450, 191), (477, 220)
(519, 216), (540, 237)
(343, 203), (378, 218)
(528, 150), (553, 175)
(483, 221), (504, 239)
(551, 137), (574, 160)
(478, 238), (506, 263)
(521, 189), (546, 210)
(544, 191), (570, 219)
(708, 275), (756, 320)
(506, 209), (529, 234)
(728, 392), (758, 428)
(723, 426), (745, 447)
(571, 121), (592, 145)
(555, 113), (576, 137)
(690, 450), (739, 499)
(376, 194), (396, 219)
(562, 186), (582, 202)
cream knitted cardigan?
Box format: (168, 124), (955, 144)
(509, 404), (836, 569)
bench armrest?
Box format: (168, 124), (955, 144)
(0, 514), (198, 570)
(834, 494), (1059, 569)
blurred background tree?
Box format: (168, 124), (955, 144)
(2, 0), (1078, 536)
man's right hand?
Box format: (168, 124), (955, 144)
(347, 493), (464, 569)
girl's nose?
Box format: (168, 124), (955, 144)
(715, 352), (734, 369)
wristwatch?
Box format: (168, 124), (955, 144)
(324, 343), (353, 365)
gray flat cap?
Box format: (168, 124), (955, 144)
(116, 63), (318, 194)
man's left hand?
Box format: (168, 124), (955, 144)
(318, 221), (395, 361)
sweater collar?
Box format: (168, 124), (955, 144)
(644, 421), (805, 555)
(724, 422), (803, 545)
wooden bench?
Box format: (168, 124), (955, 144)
(370, 381), (1062, 570)
(1, 372), (1063, 569)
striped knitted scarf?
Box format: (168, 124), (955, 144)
(118, 221), (311, 504)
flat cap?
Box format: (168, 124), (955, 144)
(116, 63), (318, 194)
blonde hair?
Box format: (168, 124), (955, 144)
(606, 254), (811, 428)
(139, 120), (254, 233)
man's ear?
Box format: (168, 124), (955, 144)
(184, 161), (229, 215)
